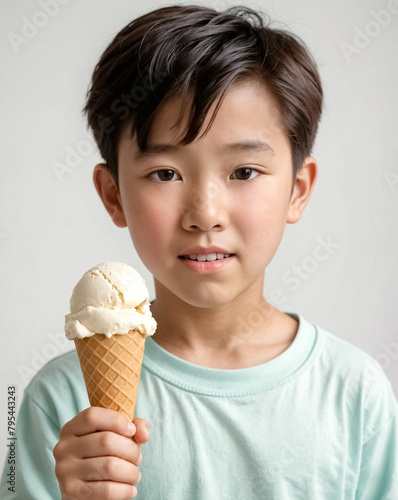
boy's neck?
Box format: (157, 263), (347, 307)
(149, 284), (298, 369)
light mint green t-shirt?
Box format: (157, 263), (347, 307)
(1, 312), (398, 499)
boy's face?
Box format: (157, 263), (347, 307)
(95, 78), (317, 308)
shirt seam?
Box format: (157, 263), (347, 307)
(24, 389), (60, 430)
(363, 408), (397, 447)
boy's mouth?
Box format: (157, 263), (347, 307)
(179, 253), (234, 262)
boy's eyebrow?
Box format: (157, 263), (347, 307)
(133, 140), (275, 161)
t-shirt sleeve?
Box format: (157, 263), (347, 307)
(0, 391), (62, 500)
(354, 366), (398, 500)
(355, 414), (398, 499)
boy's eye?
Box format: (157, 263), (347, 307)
(150, 169), (180, 182)
(230, 167), (259, 180)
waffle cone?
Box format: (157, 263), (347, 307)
(74, 329), (146, 420)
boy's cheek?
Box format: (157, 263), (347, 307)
(125, 206), (171, 256)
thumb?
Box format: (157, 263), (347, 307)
(132, 417), (150, 444)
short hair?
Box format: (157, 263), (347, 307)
(82, 4), (323, 185)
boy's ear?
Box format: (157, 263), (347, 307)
(93, 164), (127, 228)
(287, 156), (318, 224)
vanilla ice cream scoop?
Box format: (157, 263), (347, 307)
(65, 262), (157, 340)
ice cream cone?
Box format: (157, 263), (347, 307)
(65, 262), (157, 421)
(74, 328), (146, 420)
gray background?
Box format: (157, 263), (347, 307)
(1, 0), (397, 468)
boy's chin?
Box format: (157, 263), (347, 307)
(173, 289), (241, 312)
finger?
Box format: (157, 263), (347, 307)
(132, 418), (150, 444)
(61, 407), (136, 439)
(78, 456), (141, 485)
(73, 480), (137, 500)
(76, 431), (141, 465)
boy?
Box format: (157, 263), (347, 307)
(1, 4), (397, 499)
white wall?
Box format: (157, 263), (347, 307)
(1, 0), (397, 469)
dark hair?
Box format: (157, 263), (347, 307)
(82, 4), (323, 186)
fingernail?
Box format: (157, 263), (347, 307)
(128, 422), (136, 435)
(132, 485), (138, 497)
(138, 452), (143, 464)
(137, 471), (142, 483)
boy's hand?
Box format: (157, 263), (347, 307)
(53, 407), (149, 500)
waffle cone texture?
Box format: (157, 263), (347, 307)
(74, 329), (146, 420)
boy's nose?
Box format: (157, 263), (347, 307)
(180, 181), (229, 232)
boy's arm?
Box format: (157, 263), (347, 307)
(355, 413), (398, 500)
(0, 391), (62, 500)
(354, 370), (398, 500)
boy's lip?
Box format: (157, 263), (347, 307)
(178, 246), (234, 257)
